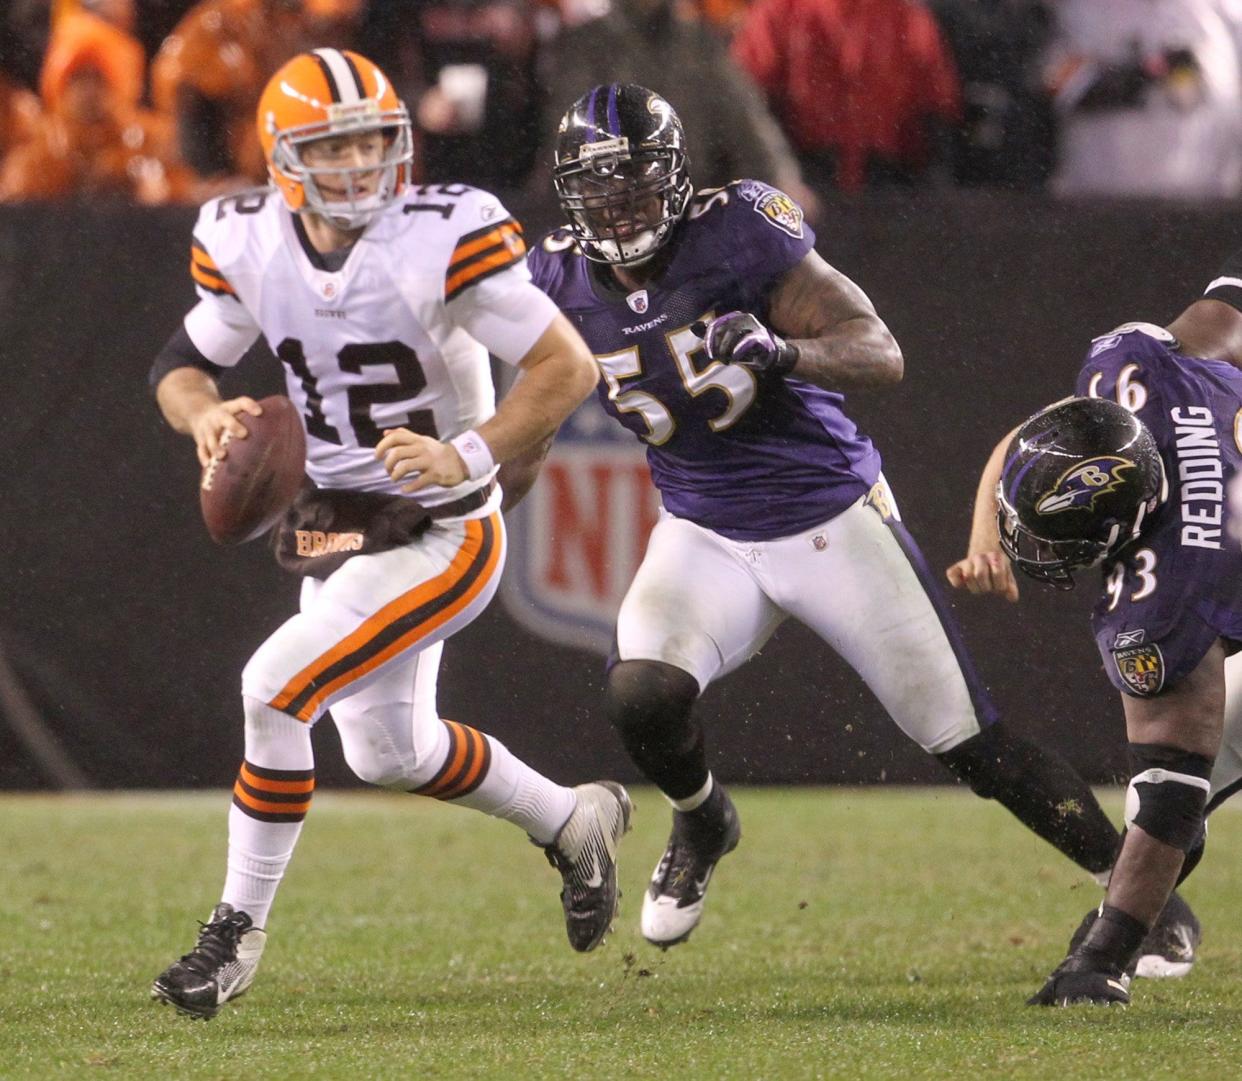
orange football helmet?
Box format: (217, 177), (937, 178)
(257, 48), (412, 229)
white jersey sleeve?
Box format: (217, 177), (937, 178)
(440, 189), (560, 366)
(185, 199), (262, 367)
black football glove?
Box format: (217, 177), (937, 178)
(1026, 954), (1131, 1007)
(693, 311), (799, 377)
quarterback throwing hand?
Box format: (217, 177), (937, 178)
(149, 49), (630, 1020)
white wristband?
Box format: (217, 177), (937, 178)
(449, 429), (495, 481)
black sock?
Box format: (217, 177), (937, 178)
(1078, 905), (1149, 971)
(937, 723), (1121, 874)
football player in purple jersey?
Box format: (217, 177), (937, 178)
(525, 83), (1153, 955)
(948, 251), (1242, 1005)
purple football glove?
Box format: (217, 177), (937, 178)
(693, 311), (799, 376)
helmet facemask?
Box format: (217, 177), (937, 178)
(554, 136), (689, 266)
(270, 100), (413, 231)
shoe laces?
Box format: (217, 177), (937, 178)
(177, 912), (249, 976)
(655, 803), (736, 891)
(652, 837), (699, 894)
(543, 836), (607, 903)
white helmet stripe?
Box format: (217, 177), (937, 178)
(313, 48), (364, 104)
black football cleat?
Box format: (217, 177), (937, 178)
(641, 783), (741, 949)
(1135, 890), (1200, 978)
(1068, 890), (1200, 980)
(541, 782), (633, 952)
(151, 903), (266, 1019)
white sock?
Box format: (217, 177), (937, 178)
(221, 699), (314, 929)
(414, 720), (575, 844)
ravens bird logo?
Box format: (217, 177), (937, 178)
(1035, 456), (1134, 515)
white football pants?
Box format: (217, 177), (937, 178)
(615, 480), (992, 754)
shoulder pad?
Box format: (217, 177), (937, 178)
(400, 183), (509, 234)
(536, 227), (579, 256)
(1095, 322), (1177, 345)
(194, 188), (276, 262)
(191, 190), (277, 301)
(706, 179), (806, 240)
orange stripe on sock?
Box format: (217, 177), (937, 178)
(239, 762), (315, 795)
(232, 779), (312, 817)
(441, 725), (487, 798)
(419, 721), (472, 798)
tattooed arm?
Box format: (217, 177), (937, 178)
(765, 250), (904, 391)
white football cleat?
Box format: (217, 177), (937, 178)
(1134, 890), (1200, 979)
(642, 784), (741, 949)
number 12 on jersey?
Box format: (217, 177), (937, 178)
(276, 337), (438, 447)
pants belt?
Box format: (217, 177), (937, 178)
(427, 479), (496, 520)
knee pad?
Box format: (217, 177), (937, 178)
(603, 659), (698, 739)
(1176, 829), (1208, 886)
(1125, 743), (1212, 853)
(334, 703), (450, 791)
(340, 733), (412, 790)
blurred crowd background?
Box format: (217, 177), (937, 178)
(3, 0), (1242, 211)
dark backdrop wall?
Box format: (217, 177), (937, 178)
(2, 193), (1237, 790)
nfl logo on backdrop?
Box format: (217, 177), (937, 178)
(501, 392), (661, 655)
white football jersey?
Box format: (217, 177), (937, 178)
(183, 183), (560, 504)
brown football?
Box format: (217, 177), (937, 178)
(200, 395), (306, 545)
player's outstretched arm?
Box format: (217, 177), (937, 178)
(378, 313), (597, 493)
(478, 313), (598, 462)
(762, 249), (904, 391)
(154, 367), (262, 468)
(946, 425), (1021, 602)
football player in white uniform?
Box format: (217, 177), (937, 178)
(149, 48), (630, 1020)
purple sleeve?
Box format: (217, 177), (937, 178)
(526, 242), (552, 294)
(1073, 328), (1173, 434)
(724, 181), (816, 307)
(527, 228), (577, 297)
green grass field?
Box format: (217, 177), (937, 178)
(2, 788), (1241, 1080)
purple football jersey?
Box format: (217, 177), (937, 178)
(528, 180), (882, 541)
(1075, 324), (1242, 696)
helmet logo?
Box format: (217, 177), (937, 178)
(577, 136), (630, 168)
(1035, 456), (1134, 515)
(326, 100), (381, 126)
